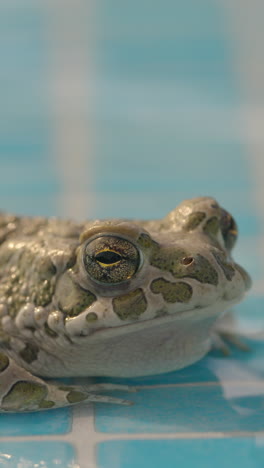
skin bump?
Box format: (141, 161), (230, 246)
(86, 312), (98, 322)
(112, 288), (147, 320)
(44, 322), (58, 338)
(2, 381), (47, 411)
(150, 248), (218, 285)
(183, 212), (206, 231)
(0, 351), (9, 372)
(151, 278), (193, 303)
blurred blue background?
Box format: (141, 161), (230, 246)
(0, 1), (264, 467)
(0, 0), (261, 224)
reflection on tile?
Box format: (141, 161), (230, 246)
(0, 442), (76, 468)
(95, 384), (264, 433)
(0, 408), (72, 436)
(97, 438), (264, 468)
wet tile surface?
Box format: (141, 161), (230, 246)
(0, 408), (72, 437)
(97, 438), (264, 468)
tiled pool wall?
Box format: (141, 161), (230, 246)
(0, 1), (263, 467)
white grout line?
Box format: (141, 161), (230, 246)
(86, 431), (264, 442)
(46, 0), (95, 220)
(71, 404), (98, 468)
(1, 429), (264, 442)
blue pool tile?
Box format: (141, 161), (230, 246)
(96, 0), (227, 37)
(235, 295), (264, 321)
(97, 438), (264, 468)
(0, 442), (76, 468)
(95, 383), (264, 433)
(89, 190), (257, 224)
(95, 0), (235, 94)
(0, 408), (72, 436)
(93, 0), (248, 203)
(236, 214), (261, 237)
(94, 134), (251, 194)
(0, 5), (46, 98)
(0, 3), (56, 217)
(235, 242), (263, 282)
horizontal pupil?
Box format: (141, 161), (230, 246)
(95, 251), (122, 264)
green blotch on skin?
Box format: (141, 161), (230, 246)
(67, 390), (88, 404)
(203, 217), (220, 237)
(19, 343), (39, 364)
(38, 399), (55, 409)
(113, 288), (147, 320)
(212, 250), (236, 281)
(150, 247), (218, 286)
(151, 279), (193, 303)
(56, 271), (96, 317)
(183, 212), (206, 231)
(2, 381), (47, 411)
(150, 247), (187, 274)
(0, 352), (9, 372)
(186, 254), (218, 285)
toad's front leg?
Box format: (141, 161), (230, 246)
(0, 351), (135, 412)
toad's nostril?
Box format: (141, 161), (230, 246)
(181, 256), (194, 266)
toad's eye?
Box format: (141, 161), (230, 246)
(95, 250), (122, 266)
(220, 209), (238, 250)
(83, 235), (141, 284)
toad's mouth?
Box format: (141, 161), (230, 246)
(69, 295), (243, 342)
(91, 306), (202, 338)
